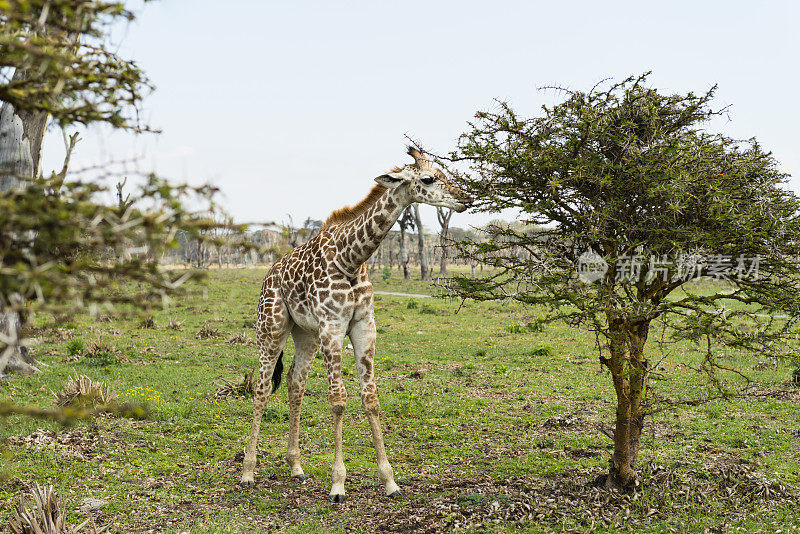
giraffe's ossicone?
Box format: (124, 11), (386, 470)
(240, 147), (471, 502)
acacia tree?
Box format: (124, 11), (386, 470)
(448, 74), (800, 489)
(0, 0), (250, 379)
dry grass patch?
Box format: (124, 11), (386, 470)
(215, 368), (256, 398)
(53, 374), (115, 408)
(195, 324), (220, 339)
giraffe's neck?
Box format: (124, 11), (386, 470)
(329, 187), (410, 278)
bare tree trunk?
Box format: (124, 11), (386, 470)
(412, 204), (430, 281)
(0, 69), (49, 378)
(398, 228), (409, 280)
(436, 207), (452, 274)
(369, 252), (377, 276)
(398, 208), (414, 280)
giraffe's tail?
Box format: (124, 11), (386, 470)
(271, 350), (284, 393)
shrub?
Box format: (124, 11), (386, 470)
(505, 323), (527, 334)
(526, 320), (544, 333)
(65, 338), (85, 357)
(419, 304), (438, 315)
(83, 341), (119, 367)
(406, 299), (418, 309)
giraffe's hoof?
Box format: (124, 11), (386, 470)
(329, 494), (346, 504)
(387, 490), (402, 499)
(238, 480), (255, 488)
(292, 475), (306, 483)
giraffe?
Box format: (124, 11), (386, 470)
(240, 147), (471, 502)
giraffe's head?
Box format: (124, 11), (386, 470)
(375, 147), (472, 213)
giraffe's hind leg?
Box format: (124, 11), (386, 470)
(285, 326), (319, 481)
(240, 284), (292, 486)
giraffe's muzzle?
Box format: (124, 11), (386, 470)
(454, 193), (474, 213)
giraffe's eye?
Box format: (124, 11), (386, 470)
(421, 176), (436, 185)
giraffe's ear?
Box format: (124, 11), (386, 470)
(375, 172), (406, 188)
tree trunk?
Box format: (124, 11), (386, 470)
(436, 207), (452, 274)
(436, 207), (453, 274)
(398, 208), (414, 280)
(399, 227), (409, 280)
(412, 204), (430, 281)
(603, 315), (649, 490)
(369, 253), (377, 276)
(0, 69), (49, 378)
(627, 320), (649, 468)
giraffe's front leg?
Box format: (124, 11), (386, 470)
(349, 317), (401, 497)
(319, 327), (348, 502)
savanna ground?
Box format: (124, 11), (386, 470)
(1, 266), (799, 533)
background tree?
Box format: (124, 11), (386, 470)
(0, 0), (252, 379)
(397, 207), (415, 280)
(412, 204), (431, 280)
(448, 74), (800, 489)
(436, 207), (453, 274)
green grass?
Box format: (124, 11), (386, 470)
(1, 267), (799, 532)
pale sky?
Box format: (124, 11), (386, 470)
(41, 0), (800, 232)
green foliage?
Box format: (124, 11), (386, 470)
(505, 323), (526, 334)
(0, 0), (262, 380)
(526, 320), (544, 333)
(83, 342), (120, 367)
(262, 405), (287, 422)
(0, 399), (147, 425)
(0, 0), (151, 130)
(419, 304), (438, 315)
(1, 173), (247, 318)
(65, 338), (84, 357)
(381, 265), (392, 281)
(506, 321), (544, 334)
(450, 73), (800, 388)
(528, 345), (554, 358)
(406, 299), (419, 309)
(0, 0), (261, 440)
